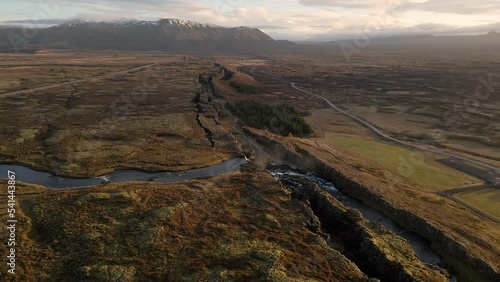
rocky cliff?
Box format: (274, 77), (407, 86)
(245, 128), (500, 282)
(279, 174), (448, 282)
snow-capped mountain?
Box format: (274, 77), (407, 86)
(0, 18), (286, 53)
(58, 19), (221, 29)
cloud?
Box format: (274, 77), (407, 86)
(0, 18), (68, 28)
(400, 0), (500, 15)
(304, 21), (500, 41)
(298, 0), (377, 9)
(299, 0), (500, 15)
(2, 0), (500, 40)
(253, 25), (291, 30)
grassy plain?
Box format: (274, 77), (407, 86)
(0, 48), (498, 280)
(0, 50), (162, 93)
(215, 49), (500, 280)
(0, 51), (239, 177)
(1, 50), (424, 281)
(230, 49), (500, 167)
(328, 135), (481, 191)
(455, 188), (500, 219)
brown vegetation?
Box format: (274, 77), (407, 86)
(0, 168), (372, 281)
(0, 51), (239, 177)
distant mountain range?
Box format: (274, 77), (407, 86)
(0, 19), (291, 53)
(325, 31), (500, 47)
(0, 18), (498, 53)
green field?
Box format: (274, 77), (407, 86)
(328, 136), (479, 191)
(455, 188), (500, 219)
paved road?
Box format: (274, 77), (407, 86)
(0, 63), (158, 99)
(290, 82), (500, 174)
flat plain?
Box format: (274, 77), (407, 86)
(216, 47), (500, 280)
(0, 51), (239, 177)
(0, 48), (498, 281)
(226, 48), (499, 213)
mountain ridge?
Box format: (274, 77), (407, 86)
(0, 18), (285, 53)
(56, 18), (223, 29)
(1, 18), (496, 53)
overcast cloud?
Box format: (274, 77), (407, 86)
(0, 0), (498, 40)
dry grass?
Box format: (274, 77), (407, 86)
(227, 51), (500, 167)
(0, 51), (239, 177)
(0, 169), (368, 281)
(253, 130), (500, 277)
(215, 52), (500, 278)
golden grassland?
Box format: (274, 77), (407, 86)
(244, 128), (500, 278)
(217, 54), (495, 222)
(0, 166), (449, 281)
(227, 52), (500, 167)
(0, 49), (497, 280)
(455, 188), (500, 219)
(0, 169), (371, 281)
(0, 50), (172, 93)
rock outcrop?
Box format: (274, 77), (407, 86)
(280, 173), (448, 282)
(246, 128), (500, 282)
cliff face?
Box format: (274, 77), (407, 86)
(280, 174), (448, 282)
(246, 128), (500, 282)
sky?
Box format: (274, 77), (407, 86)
(1, 0), (499, 41)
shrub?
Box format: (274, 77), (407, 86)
(230, 81), (259, 94)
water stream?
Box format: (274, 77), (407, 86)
(0, 158), (247, 189)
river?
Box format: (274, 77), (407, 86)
(1, 159), (457, 280)
(0, 158), (247, 189)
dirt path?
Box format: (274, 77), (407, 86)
(0, 63), (158, 99)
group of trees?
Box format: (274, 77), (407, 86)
(234, 101), (313, 137)
(230, 81), (259, 94)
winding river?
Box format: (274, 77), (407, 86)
(0, 158), (247, 189)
